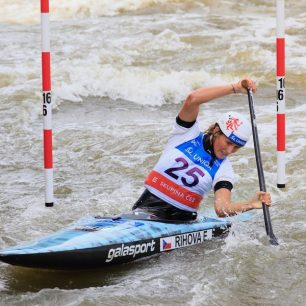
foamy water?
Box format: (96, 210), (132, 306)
(0, 1), (306, 305)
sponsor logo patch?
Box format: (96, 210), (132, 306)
(106, 240), (156, 263)
(228, 133), (246, 147)
(160, 230), (212, 251)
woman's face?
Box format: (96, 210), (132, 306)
(213, 133), (241, 159)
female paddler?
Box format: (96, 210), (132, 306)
(133, 78), (272, 221)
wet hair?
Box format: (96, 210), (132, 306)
(204, 123), (226, 157)
(205, 123), (223, 136)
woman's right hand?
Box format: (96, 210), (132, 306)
(233, 78), (257, 94)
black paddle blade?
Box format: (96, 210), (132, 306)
(269, 232), (279, 246)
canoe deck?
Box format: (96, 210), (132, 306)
(0, 212), (231, 269)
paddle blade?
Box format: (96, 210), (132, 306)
(269, 233), (279, 246)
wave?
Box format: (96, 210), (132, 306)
(1, 0), (306, 109)
(0, 0), (207, 24)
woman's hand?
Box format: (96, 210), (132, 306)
(213, 189), (272, 217)
(250, 191), (272, 209)
(233, 78), (257, 94)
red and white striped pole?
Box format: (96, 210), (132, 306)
(276, 0), (285, 188)
(41, 0), (54, 206)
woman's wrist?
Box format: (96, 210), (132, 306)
(250, 199), (261, 210)
(244, 202), (254, 211)
(231, 83), (237, 94)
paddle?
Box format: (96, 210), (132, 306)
(242, 80), (279, 245)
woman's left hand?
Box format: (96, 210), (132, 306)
(251, 191), (272, 209)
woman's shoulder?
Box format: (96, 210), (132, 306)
(165, 119), (202, 150)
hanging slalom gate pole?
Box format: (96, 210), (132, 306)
(41, 0), (54, 207)
(276, 0), (286, 188)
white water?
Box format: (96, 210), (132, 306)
(1, 0), (306, 305)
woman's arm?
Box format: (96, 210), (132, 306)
(214, 188), (272, 217)
(178, 79), (256, 123)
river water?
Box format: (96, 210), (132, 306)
(0, 0), (305, 305)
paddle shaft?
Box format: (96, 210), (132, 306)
(243, 82), (278, 245)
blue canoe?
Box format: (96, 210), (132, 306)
(0, 211), (231, 269)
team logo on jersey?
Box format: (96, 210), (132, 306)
(160, 230), (212, 251)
